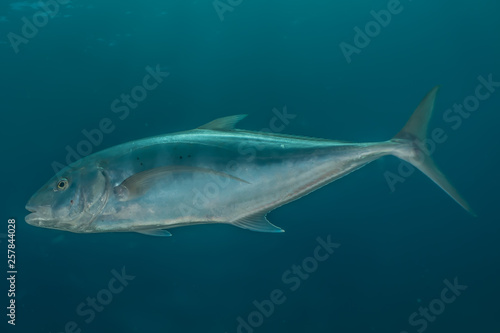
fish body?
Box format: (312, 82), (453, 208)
(25, 87), (473, 235)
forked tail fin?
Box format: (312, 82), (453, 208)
(391, 86), (475, 215)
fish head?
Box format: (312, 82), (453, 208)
(25, 165), (110, 233)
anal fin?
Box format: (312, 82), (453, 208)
(136, 229), (172, 237)
(232, 213), (284, 233)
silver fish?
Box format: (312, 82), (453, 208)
(25, 87), (473, 236)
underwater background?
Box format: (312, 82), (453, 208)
(1, 0), (499, 332)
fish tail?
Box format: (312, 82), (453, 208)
(390, 86), (475, 215)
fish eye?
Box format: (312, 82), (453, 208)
(56, 179), (68, 191)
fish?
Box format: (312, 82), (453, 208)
(25, 87), (474, 236)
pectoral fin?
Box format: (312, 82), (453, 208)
(232, 213), (284, 233)
(136, 229), (172, 237)
(114, 165), (249, 201)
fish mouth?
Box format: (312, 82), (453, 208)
(25, 212), (44, 225)
(25, 205), (52, 226)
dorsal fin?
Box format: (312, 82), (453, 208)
(197, 114), (247, 130)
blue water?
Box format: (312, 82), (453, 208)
(1, 0), (499, 332)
